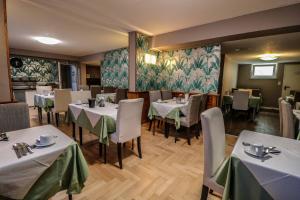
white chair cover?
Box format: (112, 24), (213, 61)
(281, 100), (295, 139)
(232, 90), (249, 111)
(53, 89), (71, 113)
(71, 90), (92, 104)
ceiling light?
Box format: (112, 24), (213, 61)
(259, 54), (278, 61)
(32, 36), (62, 45)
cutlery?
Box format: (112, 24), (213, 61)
(242, 141), (276, 150)
(22, 143), (34, 154)
(12, 144), (22, 159)
(265, 148), (281, 154)
(17, 143), (28, 156)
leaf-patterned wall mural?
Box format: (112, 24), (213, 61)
(10, 56), (58, 82)
(136, 33), (221, 93)
(101, 48), (129, 88)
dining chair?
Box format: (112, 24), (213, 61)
(232, 90), (249, 118)
(105, 98), (144, 169)
(148, 90), (163, 131)
(200, 107), (225, 200)
(78, 85), (89, 91)
(278, 97), (283, 136)
(103, 86), (116, 93)
(281, 100), (295, 139)
(36, 85), (52, 95)
(115, 88), (128, 104)
(161, 90), (173, 100)
(53, 89), (72, 127)
(0, 103), (30, 132)
(197, 93), (208, 134)
(71, 90), (92, 104)
(90, 85), (102, 98)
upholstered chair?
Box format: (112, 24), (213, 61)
(232, 90), (249, 111)
(148, 90), (163, 132)
(161, 90), (173, 100)
(53, 89), (72, 127)
(281, 100), (295, 139)
(0, 103), (30, 132)
(90, 85), (102, 98)
(71, 90), (92, 104)
(106, 98), (144, 169)
(115, 88), (128, 104)
(78, 85), (89, 91)
(200, 107), (225, 200)
(198, 93), (208, 130)
(278, 97), (283, 136)
(36, 85), (52, 95)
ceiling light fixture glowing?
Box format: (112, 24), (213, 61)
(259, 53), (278, 61)
(32, 36), (62, 45)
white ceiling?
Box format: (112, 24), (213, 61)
(7, 0), (300, 57)
(222, 32), (300, 63)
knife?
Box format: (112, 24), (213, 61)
(23, 143), (34, 154)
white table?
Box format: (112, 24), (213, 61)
(0, 125), (73, 199)
(34, 94), (55, 124)
(151, 99), (188, 118)
(230, 130), (300, 199)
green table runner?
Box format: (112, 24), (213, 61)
(148, 105), (181, 129)
(0, 142), (88, 200)
(68, 108), (116, 145)
(215, 156), (273, 200)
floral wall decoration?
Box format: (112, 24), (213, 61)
(101, 48), (129, 88)
(135, 33), (221, 93)
(10, 56), (58, 82)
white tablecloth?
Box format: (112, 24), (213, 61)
(69, 103), (118, 127)
(233, 130), (300, 200)
(0, 125), (73, 199)
(96, 93), (116, 103)
(151, 100), (188, 118)
(34, 94), (54, 106)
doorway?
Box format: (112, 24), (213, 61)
(60, 64), (78, 90)
(282, 63), (300, 97)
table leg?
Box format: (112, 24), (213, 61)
(72, 122), (76, 140)
(47, 112), (51, 124)
(252, 108), (255, 121)
(68, 194), (72, 200)
(38, 107), (42, 124)
(164, 122), (170, 138)
(79, 127), (83, 145)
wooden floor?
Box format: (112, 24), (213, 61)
(29, 107), (237, 200)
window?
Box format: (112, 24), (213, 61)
(251, 64), (277, 79)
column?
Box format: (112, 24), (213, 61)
(128, 31), (137, 92)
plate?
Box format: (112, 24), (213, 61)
(244, 147), (267, 158)
(35, 139), (56, 147)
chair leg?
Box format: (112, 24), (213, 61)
(148, 120), (152, 131)
(200, 185), (209, 200)
(99, 143), (102, 157)
(117, 143), (122, 169)
(175, 128), (180, 143)
(47, 112), (51, 124)
(157, 120), (160, 128)
(131, 139), (134, 150)
(152, 120), (156, 135)
(187, 127), (191, 145)
(68, 194), (72, 200)
(38, 107), (42, 124)
(79, 127), (83, 145)
(164, 122), (170, 138)
(137, 136), (142, 159)
(72, 122), (76, 140)
(55, 113), (59, 127)
(104, 144), (107, 163)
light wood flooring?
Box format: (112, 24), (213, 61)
(29, 108), (237, 200)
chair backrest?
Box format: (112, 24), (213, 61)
(90, 85), (102, 98)
(36, 86), (52, 95)
(115, 88), (128, 104)
(278, 97), (283, 136)
(198, 93), (208, 121)
(232, 90), (249, 110)
(103, 86), (116, 93)
(71, 90), (92, 103)
(251, 89), (261, 97)
(281, 101), (294, 139)
(161, 90), (173, 100)
(149, 90), (162, 103)
(0, 103), (30, 132)
(116, 98), (144, 143)
(54, 89), (72, 113)
(201, 107), (226, 179)
(184, 94), (202, 126)
(78, 85), (89, 91)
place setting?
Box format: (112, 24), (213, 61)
(242, 141), (281, 160)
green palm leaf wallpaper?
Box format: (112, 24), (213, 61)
(135, 33), (221, 93)
(10, 56), (58, 82)
(101, 48), (129, 88)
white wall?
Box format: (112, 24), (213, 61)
(222, 55), (238, 97)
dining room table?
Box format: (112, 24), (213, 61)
(0, 125), (88, 200)
(148, 98), (188, 130)
(215, 130), (300, 200)
(68, 102), (118, 146)
(96, 93), (116, 103)
(34, 93), (55, 124)
(222, 95), (262, 120)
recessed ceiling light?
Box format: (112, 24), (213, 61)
(259, 53), (278, 61)
(32, 36), (62, 45)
